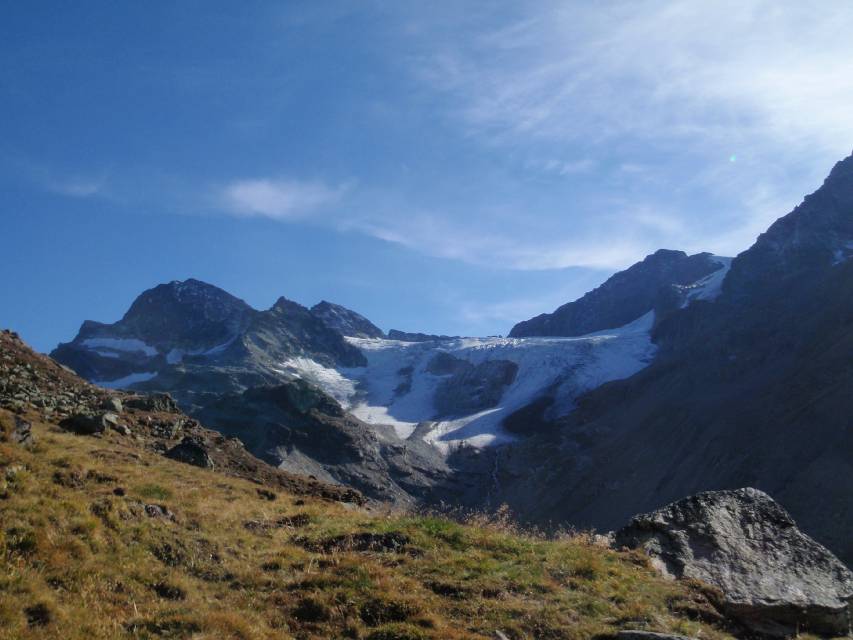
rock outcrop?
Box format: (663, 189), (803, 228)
(433, 359), (518, 418)
(195, 379), (456, 505)
(614, 488), (853, 637)
(166, 436), (215, 469)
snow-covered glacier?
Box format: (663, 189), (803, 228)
(282, 312), (657, 452)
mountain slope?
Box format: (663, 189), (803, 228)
(51, 281), (365, 409)
(492, 153), (853, 565)
(51, 288), (461, 505)
(50, 278), (666, 507)
(0, 329), (361, 505)
(0, 332), (733, 640)
(509, 250), (726, 337)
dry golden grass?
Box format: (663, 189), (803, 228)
(0, 414), (734, 640)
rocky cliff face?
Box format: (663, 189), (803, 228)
(725, 153), (853, 300)
(509, 250), (725, 337)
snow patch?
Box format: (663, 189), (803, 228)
(82, 337), (158, 357)
(682, 256), (733, 305)
(278, 357), (357, 408)
(165, 335), (237, 364)
(94, 371), (158, 389)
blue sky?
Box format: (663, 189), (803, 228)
(3, 1), (853, 352)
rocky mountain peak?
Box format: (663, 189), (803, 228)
(123, 278), (250, 324)
(509, 250), (725, 337)
(647, 248), (688, 260)
(269, 296), (304, 315)
(83, 279), (252, 359)
(50, 282), (368, 395)
(310, 301), (385, 339)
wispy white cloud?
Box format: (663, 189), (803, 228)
(222, 178), (348, 220)
(22, 162), (109, 198)
(47, 177), (105, 198)
(418, 1), (853, 157)
(344, 209), (649, 270)
(531, 157), (596, 176)
(406, 0), (853, 258)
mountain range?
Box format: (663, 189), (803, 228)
(50, 151), (853, 565)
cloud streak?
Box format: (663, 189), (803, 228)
(405, 0), (853, 260)
(222, 178), (347, 220)
(48, 178), (105, 198)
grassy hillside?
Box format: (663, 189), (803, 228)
(0, 413), (733, 640)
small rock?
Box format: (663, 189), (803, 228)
(256, 488), (276, 501)
(150, 581), (186, 601)
(59, 413), (108, 435)
(102, 397), (123, 413)
(165, 436), (214, 469)
(125, 393), (179, 413)
(150, 419), (184, 440)
(52, 469), (84, 489)
(143, 503), (175, 520)
(11, 416), (34, 446)
(5, 465), (27, 482)
(112, 423), (131, 436)
(24, 603), (51, 627)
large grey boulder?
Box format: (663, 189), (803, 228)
(613, 488), (853, 637)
